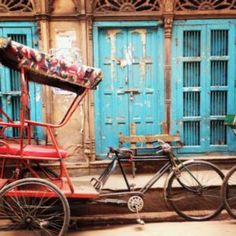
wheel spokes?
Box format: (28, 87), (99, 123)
(0, 178), (70, 235)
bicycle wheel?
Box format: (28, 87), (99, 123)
(222, 165), (236, 218)
(0, 178), (70, 236)
(165, 160), (224, 221)
(20, 166), (59, 179)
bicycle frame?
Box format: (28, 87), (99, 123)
(92, 146), (207, 200)
(92, 149), (179, 198)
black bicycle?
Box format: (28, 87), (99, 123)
(221, 115), (236, 219)
(221, 165), (236, 218)
(91, 140), (224, 222)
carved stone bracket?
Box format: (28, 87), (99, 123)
(47, 0), (54, 14)
(163, 0), (174, 38)
(36, 20), (42, 40)
(164, 0), (174, 12)
(87, 15), (93, 41)
(32, 0), (41, 14)
(72, 0), (80, 14)
(164, 16), (173, 38)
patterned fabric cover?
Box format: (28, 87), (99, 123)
(0, 37), (102, 92)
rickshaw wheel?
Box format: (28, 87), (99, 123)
(19, 166), (59, 179)
(0, 178), (70, 236)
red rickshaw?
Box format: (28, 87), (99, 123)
(0, 37), (102, 235)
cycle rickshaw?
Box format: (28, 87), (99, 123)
(0, 37), (225, 235)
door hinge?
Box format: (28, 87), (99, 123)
(0, 91), (21, 96)
(33, 40), (39, 47)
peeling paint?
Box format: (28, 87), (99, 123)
(107, 29), (121, 80)
(146, 101), (151, 108)
(131, 29), (147, 79)
(119, 44), (133, 68)
(36, 93), (41, 102)
(131, 28), (147, 55)
(139, 60), (146, 80)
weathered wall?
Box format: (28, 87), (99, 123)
(44, 2), (90, 162)
(52, 0), (75, 13)
(35, 0), (236, 160)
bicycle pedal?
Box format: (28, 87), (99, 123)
(90, 177), (103, 191)
(136, 218), (145, 225)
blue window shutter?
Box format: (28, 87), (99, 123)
(0, 23), (42, 139)
(172, 20), (236, 154)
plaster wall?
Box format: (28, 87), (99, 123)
(45, 4), (90, 161)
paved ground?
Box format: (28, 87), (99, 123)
(0, 219), (234, 236)
(69, 220), (236, 236)
(0, 159), (234, 236)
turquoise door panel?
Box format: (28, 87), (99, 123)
(97, 28), (129, 155)
(172, 20), (236, 153)
(0, 23), (42, 139)
(128, 28), (161, 135)
(94, 22), (164, 157)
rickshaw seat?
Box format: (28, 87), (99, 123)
(0, 178), (8, 189)
(0, 143), (67, 158)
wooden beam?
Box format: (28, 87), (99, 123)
(119, 133), (181, 143)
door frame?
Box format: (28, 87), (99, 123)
(93, 21), (164, 157)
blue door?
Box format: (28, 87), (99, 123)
(172, 20), (236, 153)
(94, 22), (164, 157)
(0, 23), (42, 139)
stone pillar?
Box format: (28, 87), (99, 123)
(35, 0), (53, 129)
(82, 0), (96, 162)
(163, 0), (174, 134)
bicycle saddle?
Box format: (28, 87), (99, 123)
(118, 148), (134, 158)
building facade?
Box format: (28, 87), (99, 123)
(1, 0), (236, 160)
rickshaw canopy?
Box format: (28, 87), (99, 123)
(0, 37), (102, 94)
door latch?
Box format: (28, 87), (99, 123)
(0, 91), (21, 104)
(124, 89), (140, 101)
(124, 89), (140, 94)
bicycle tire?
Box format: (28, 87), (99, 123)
(221, 165), (236, 218)
(165, 160), (224, 221)
(0, 178), (70, 236)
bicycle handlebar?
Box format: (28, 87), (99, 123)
(107, 139), (172, 159)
